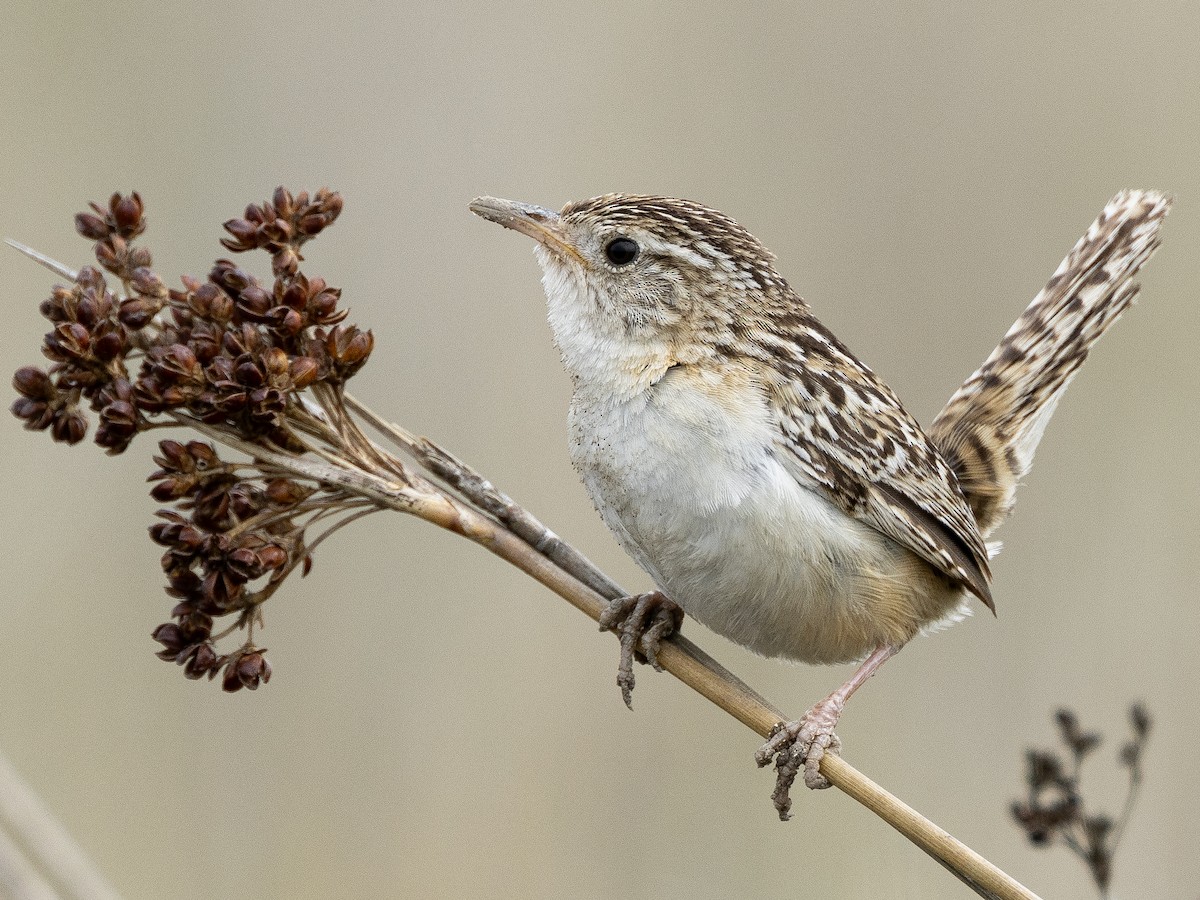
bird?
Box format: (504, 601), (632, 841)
(469, 190), (1171, 818)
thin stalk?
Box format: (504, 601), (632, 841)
(6, 239), (1044, 900)
(0, 751), (122, 900)
(188, 403), (1041, 900)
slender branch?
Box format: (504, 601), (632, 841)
(303, 505), (379, 556)
(383, 438), (1043, 899)
(183, 402), (1041, 899)
(1111, 737), (1145, 852)
(344, 394), (626, 599)
(1110, 776), (1140, 853)
(5, 239), (78, 281)
(0, 751), (122, 900)
(5, 237), (1042, 899)
(0, 830), (60, 900)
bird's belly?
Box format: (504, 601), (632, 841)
(569, 384), (965, 664)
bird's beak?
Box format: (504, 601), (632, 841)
(468, 196), (586, 265)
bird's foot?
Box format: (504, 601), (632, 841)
(598, 590), (683, 709)
(754, 698), (845, 820)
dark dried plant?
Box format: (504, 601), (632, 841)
(1011, 705), (1151, 897)
(13, 188), (370, 690)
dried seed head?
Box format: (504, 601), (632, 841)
(50, 406), (88, 444)
(222, 646), (272, 692)
(183, 641), (220, 679)
(13, 366), (55, 402)
(110, 192), (146, 238)
(14, 186), (372, 691)
(1013, 705), (1152, 894)
(1129, 703), (1150, 739)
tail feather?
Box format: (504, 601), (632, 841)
(931, 190), (1172, 537)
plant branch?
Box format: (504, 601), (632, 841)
(180, 396), (1042, 899)
(6, 213), (1042, 899)
(5, 239), (77, 281)
(0, 750), (122, 900)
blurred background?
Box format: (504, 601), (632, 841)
(1, 2), (1196, 897)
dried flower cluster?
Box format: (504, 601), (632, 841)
(1011, 705), (1151, 897)
(11, 188), (378, 690)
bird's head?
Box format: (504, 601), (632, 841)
(470, 193), (797, 393)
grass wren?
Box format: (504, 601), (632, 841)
(470, 190), (1170, 818)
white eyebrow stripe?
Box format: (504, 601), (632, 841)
(639, 234), (717, 270)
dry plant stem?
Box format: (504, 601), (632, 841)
(6, 240), (1037, 900)
(0, 829), (60, 900)
(0, 751), (122, 900)
(343, 394), (625, 599)
(278, 393), (1041, 900)
(4, 240), (73, 281)
(442, 516), (1040, 900)
(831, 757), (1035, 900)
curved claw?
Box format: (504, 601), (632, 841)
(755, 644), (898, 819)
(598, 590), (683, 709)
(755, 700), (844, 820)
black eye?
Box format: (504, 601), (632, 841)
(604, 237), (639, 266)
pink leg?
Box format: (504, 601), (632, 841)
(755, 643), (899, 820)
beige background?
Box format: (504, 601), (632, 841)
(2, 2), (1197, 898)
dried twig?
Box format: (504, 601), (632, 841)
(0, 750), (122, 900)
(1012, 706), (1151, 897)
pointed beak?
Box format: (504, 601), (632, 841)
(468, 196), (585, 265)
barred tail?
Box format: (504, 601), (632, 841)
(931, 190), (1172, 538)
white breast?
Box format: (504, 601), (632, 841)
(568, 365), (930, 664)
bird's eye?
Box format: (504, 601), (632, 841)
(604, 237), (639, 266)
